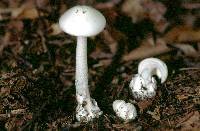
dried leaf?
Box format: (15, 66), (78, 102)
(0, 8), (23, 20)
(154, 19), (169, 33)
(143, 0), (167, 22)
(36, 0), (49, 8)
(0, 2), (41, 20)
(123, 26), (200, 61)
(95, 0), (122, 9)
(18, 7), (39, 19)
(49, 23), (62, 35)
(90, 49), (113, 59)
(102, 30), (118, 54)
(176, 94), (189, 100)
(164, 26), (200, 43)
(121, 0), (145, 23)
(122, 38), (171, 61)
(121, 0), (168, 32)
(0, 32), (12, 55)
(173, 44), (198, 57)
(100, 59), (112, 66)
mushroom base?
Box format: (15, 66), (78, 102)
(76, 98), (102, 122)
(129, 74), (157, 100)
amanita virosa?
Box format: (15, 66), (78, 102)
(59, 5), (106, 122)
(129, 58), (168, 100)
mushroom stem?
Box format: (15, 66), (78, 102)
(75, 36), (102, 122)
(140, 69), (153, 82)
(76, 36), (88, 93)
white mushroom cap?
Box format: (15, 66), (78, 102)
(138, 58), (168, 83)
(113, 100), (137, 121)
(59, 5), (106, 37)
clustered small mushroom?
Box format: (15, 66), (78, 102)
(129, 58), (168, 100)
(59, 5), (106, 122)
(113, 58), (168, 121)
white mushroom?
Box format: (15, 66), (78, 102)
(59, 5), (106, 122)
(113, 100), (137, 122)
(129, 58), (168, 100)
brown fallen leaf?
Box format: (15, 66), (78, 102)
(48, 23), (62, 35)
(0, 1), (42, 20)
(163, 26), (200, 43)
(95, 0), (122, 9)
(154, 19), (169, 33)
(18, 7), (39, 19)
(90, 48), (113, 60)
(90, 28), (123, 60)
(92, 59), (112, 68)
(0, 20), (25, 56)
(102, 29), (118, 54)
(121, 0), (145, 23)
(0, 32), (13, 56)
(0, 8), (23, 20)
(121, 0), (169, 32)
(123, 25), (200, 61)
(7, 0), (20, 8)
(143, 1), (166, 21)
(122, 38), (171, 61)
(35, 0), (50, 9)
(176, 94), (189, 100)
(173, 44), (198, 57)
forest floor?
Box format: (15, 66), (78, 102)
(0, 0), (200, 130)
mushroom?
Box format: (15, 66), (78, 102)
(59, 5), (106, 122)
(113, 100), (137, 122)
(129, 58), (168, 100)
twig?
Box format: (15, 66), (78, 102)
(179, 67), (200, 71)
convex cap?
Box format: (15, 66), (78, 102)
(138, 58), (168, 83)
(59, 5), (106, 37)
